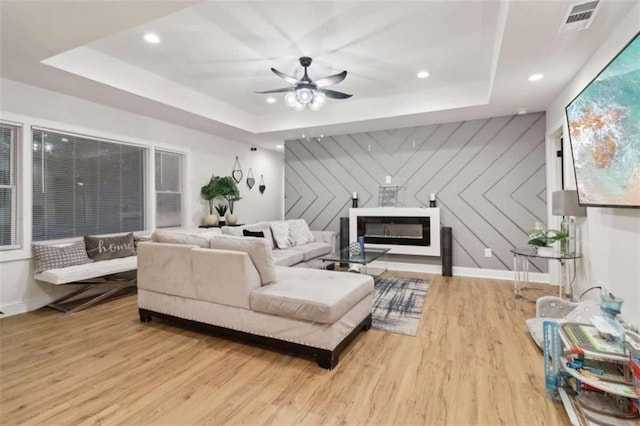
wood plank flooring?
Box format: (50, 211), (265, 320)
(0, 273), (567, 425)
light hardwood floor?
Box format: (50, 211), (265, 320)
(0, 273), (566, 425)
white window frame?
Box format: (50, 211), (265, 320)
(0, 121), (22, 251)
(154, 148), (185, 229)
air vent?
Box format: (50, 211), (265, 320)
(559, 1), (600, 33)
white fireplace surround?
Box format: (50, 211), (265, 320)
(349, 207), (441, 256)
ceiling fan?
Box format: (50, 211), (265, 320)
(256, 56), (352, 111)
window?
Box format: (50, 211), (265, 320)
(155, 150), (183, 228)
(32, 129), (146, 241)
(1, 123), (20, 248)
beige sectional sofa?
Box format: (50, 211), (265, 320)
(138, 224), (373, 369)
(220, 220), (335, 268)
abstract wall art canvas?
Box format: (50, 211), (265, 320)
(565, 31), (640, 208)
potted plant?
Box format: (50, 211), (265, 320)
(214, 203), (228, 225)
(210, 175), (241, 225)
(527, 228), (567, 256)
(200, 176), (221, 226)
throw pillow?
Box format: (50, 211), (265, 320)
(84, 233), (136, 261)
(243, 223), (276, 249)
(287, 219), (315, 246)
(270, 221), (293, 249)
(32, 241), (93, 274)
(243, 229), (265, 238)
(152, 230), (211, 248)
(210, 235), (277, 285)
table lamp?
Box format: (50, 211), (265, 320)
(552, 190), (586, 255)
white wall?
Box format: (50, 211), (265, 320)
(0, 78), (284, 316)
(545, 7), (640, 327)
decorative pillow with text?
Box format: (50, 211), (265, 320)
(84, 233), (136, 261)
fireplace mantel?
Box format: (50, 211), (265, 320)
(349, 207), (441, 256)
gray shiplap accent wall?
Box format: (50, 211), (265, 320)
(285, 113), (547, 272)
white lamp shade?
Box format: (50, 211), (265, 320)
(284, 92), (297, 107)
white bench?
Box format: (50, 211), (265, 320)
(35, 256), (137, 316)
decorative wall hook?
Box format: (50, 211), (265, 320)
(232, 156), (243, 183)
(259, 175), (266, 194)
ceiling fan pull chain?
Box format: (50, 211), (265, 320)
(259, 174), (266, 194)
(246, 168), (255, 189)
(232, 156), (243, 183)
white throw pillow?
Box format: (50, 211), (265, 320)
(269, 221), (293, 249)
(243, 223), (276, 249)
(210, 235), (277, 285)
(287, 219), (315, 246)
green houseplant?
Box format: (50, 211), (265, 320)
(208, 175), (241, 225)
(200, 176), (221, 225)
(527, 228), (567, 255)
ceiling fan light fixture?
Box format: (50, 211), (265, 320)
(309, 92), (326, 111)
(296, 88), (314, 104)
(294, 101), (306, 112)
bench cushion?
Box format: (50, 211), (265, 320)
(249, 267), (374, 324)
(35, 256), (137, 285)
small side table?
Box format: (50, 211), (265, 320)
(510, 247), (582, 301)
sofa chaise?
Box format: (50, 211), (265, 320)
(137, 230), (374, 369)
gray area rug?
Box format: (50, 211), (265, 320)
(372, 276), (430, 336)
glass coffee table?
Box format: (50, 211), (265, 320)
(319, 248), (390, 276)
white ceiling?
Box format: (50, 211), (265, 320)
(1, 1), (636, 149)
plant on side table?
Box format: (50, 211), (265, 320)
(209, 175), (242, 225)
(200, 176), (221, 226)
(215, 203), (228, 225)
(527, 228), (567, 256)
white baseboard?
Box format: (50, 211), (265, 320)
(368, 260), (550, 283)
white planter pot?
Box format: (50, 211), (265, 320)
(226, 212), (238, 226)
(203, 213), (218, 226)
(536, 246), (554, 257)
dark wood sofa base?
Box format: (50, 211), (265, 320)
(139, 308), (372, 370)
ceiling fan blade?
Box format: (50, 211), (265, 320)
(271, 68), (300, 85)
(314, 71), (347, 87)
(318, 88), (353, 99)
(255, 87), (296, 94)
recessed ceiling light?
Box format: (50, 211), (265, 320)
(528, 73), (544, 82)
(517, 108), (528, 115)
(266, 97), (276, 104)
(416, 70), (430, 79)
(144, 33), (160, 44)
(276, 144), (283, 149)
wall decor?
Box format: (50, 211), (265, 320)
(232, 156), (243, 183)
(246, 168), (255, 189)
(259, 174), (266, 194)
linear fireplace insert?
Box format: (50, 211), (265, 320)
(357, 216), (430, 246)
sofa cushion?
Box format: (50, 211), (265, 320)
(223, 223), (276, 249)
(152, 230), (211, 248)
(210, 236), (277, 285)
(271, 249), (304, 267)
(250, 267), (374, 324)
(243, 229), (264, 238)
(270, 221), (293, 249)
(287, 219), (314, 246)
(289, 242), (332, 261)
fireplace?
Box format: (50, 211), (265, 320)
(349, 207), (440, 256)
(357, 216), (430, 246)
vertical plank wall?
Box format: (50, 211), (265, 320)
(285, 113), (547, 272)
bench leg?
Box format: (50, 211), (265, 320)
(47, 285), (98, 312)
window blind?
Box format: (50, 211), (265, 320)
(32, 129), (146, 241)
(0, 124), (18, 247)
(155, 150), (183, 228)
